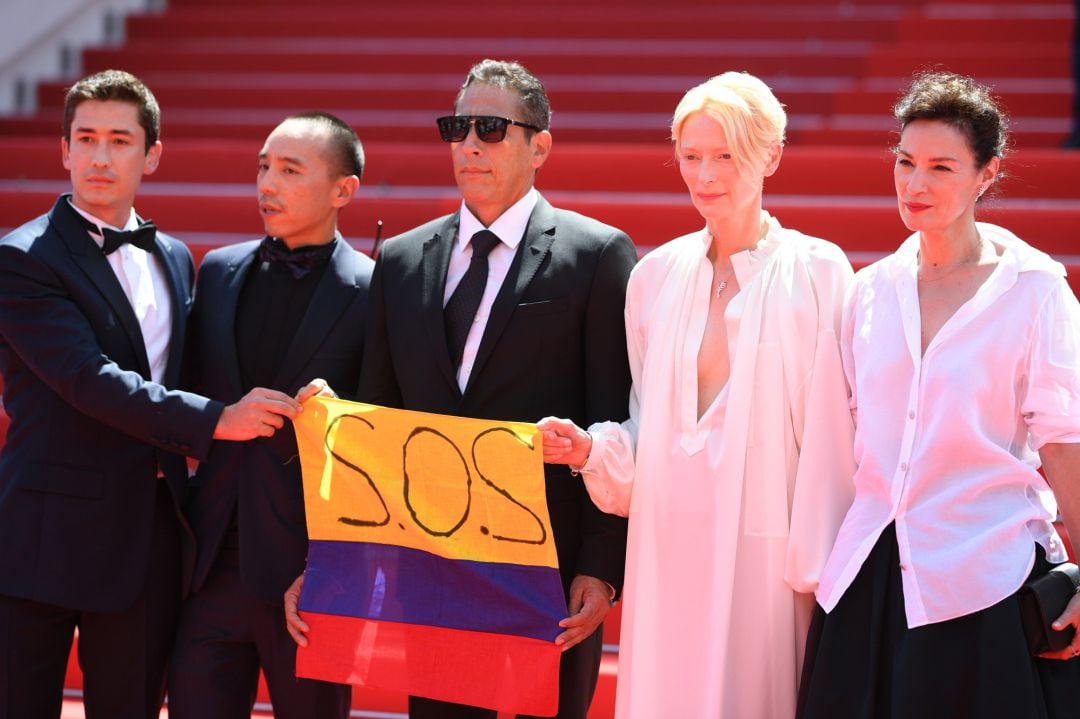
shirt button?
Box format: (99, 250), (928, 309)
(900, 462), (908, 472)
(908, 410), (916, 420)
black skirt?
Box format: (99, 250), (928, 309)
(798, 524), (1080, 719)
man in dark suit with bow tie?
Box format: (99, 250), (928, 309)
(0, 70), (301, 719)
(168, 112), (373, 719)
(287, 59), (636, 719)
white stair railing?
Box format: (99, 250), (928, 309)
(0, 0), (162, 114)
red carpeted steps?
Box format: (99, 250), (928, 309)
(120, 6), (906, 41)
(1, 0), (1077, 716)
(0, 3), (1071, 147)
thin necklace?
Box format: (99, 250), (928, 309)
(713, 219), (768, 297)
(716, 271), (736, 297)
(918, 234), (987, 283)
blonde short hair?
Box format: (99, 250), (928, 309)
(671, 72), (787, 177)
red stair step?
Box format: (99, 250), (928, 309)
(80, 45), (871, 79)
(122, 5), (903, 42)
(896, 14), (1072, 44)
(33, 79), (836, 117)
(864, 43), (1069, 78)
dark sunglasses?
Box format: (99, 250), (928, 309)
(436, 115), (542, 143)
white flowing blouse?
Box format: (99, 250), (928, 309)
(581, 213), (855, 718)
(816, 223), (1080, 628)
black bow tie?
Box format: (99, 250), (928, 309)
(69, 202), (157, 255)
(257, 236), (336, 279)
(101, 222), (158, 255)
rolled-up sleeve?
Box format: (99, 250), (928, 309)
(1024, 279), (1080, 449)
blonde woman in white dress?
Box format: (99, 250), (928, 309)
(539, 72), (855, 718)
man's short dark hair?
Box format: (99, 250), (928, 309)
(285, 111), (365, 180)
(455, 59), (552, 134)
(63, 69), (160, 151)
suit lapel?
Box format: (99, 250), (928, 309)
(466, 196), (557, 394)
(52, 196), (153, 380)
(150, 239), (196, 513)
(215, 249), (256, 397)
(420, 215), (462, 396)
(153, 238), (189, 389)
(271, 239), (359, 391)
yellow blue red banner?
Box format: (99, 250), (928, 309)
(294, 397), (565, 715)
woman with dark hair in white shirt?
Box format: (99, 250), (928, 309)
(538, 72), (855, 719)
(798, 72), (1080, 718)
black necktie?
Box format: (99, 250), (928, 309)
(101, 222), (157, 255)
(445, 230), (500, 370)
(257, 236), (336, 279)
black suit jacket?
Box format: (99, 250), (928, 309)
(185, 238), (374, 603)
(359, 194), (635, 594)
(0, 194), (221, 612)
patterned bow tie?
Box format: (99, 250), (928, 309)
(257, 236), (336, 279)
(101, 222), (157, 255)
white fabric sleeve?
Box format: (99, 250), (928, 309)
(839, 275), (860, 425)
(1024, 279), (1080, 449)
(577, 281), (648, 517)
(785, 257), (857, 593)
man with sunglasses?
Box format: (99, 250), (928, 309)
(287, 59), (636, 718)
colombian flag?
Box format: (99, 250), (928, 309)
(294, 398), (566, 716)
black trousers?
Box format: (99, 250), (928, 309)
(408, 624), (604, 719)
(798, 524), (1080, 719)
(0, 481), (180, 719)
(167, 539), (350, 719)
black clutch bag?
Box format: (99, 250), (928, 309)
(1018, 562), (1080, 655)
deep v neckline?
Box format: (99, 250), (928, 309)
(687, 285), (741, 432)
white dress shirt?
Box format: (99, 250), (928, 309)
(444, 188), (538, 392)
(816, 223), (1080, 628)
(579, 214), (856, 718)
(70, 200), (173, 384)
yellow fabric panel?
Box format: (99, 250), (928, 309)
(296, 397), (558, 570)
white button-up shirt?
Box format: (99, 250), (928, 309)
(817, 223), (1080, 628)
(70, 200), (172, 384)
(444, 188), (538, 392)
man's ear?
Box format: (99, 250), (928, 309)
(531, 130), (553, 171)
(143, 141), (163, 176)
(332, 174), (361, 208)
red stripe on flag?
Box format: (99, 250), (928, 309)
(296, 611), (561, 716)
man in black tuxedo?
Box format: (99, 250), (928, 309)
(168, 112), (373, 719)
(287, 59), (636, 719)
(0, 70), (300, 719)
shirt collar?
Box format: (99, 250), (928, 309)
(892, 222), (1065, 280)
(978, 222), (1065, 277)
(68, 197), (139, 248)
(457, 187), (538, 250)
(698, 210), (781, 285)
